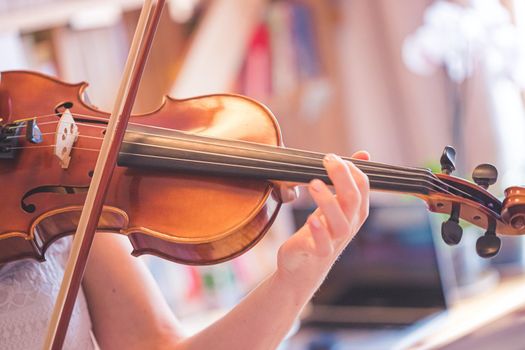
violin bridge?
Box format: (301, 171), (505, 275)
(54, 109), (79, 169)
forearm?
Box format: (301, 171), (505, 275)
(84, 154), (368, 350)
(84, 236), (313, 350)
(178, 270), (311, 350)
(178, 153), (370, 350)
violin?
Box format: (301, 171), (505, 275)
(4, 3), (522, 348)
(1, 70), (525, 265)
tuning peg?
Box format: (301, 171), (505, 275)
(442, 220), (463, 245)
(441, 203), (462, 245)
(440, 146), (456, 175)
(476, 230), (501, 258)
(472, 164), (498, 189)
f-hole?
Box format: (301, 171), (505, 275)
(21, 185), (89, 213)
(54, 101), (108, 125)
(54, 102), (74, 117)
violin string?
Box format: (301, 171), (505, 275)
(4, 143), (439, 195)
(4, 128), (433, 182)
(118, 140), (450, 192)
(4, 145), (476, 203)
(118, 151), (457, 197)
(5, 113), (432, 173)
(7, 112), (184, 133)
(4, 115), (477, 200)
(5, 113), (66, 125)
(42, 121), (107, 129)
(2, 141), (443, 194)
(6, 112), (105, 126)
(5, 144), (56, 150)
(6, 132), (58, 139)
(3, 144), (439, 194)
(10, 119), (107, 130)
(8, 115), (429, 174)
(6, 133), (428, 183)
(128, 142), (470, 199)
(113, 128), (475, 200)
(4, 127), (471, 200)
(5, 132), (103, 141)
(6, 144), (100, 152)
(5, 137), (466, 200)
(6, 113), (437, 183)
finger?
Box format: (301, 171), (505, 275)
(308, 179), (349, 241)
(345, 161), (370, 222)
(351, 150), (370, 161)
(280, 185), (299, 203)
(323, 154), (360, 217)
(346, 160), (370, 202)
(307, 214), (333, 257)
(348, 150), (370, 196)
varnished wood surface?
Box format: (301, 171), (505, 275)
(0, 70), (282, 264)
(2, 70), (525, 265)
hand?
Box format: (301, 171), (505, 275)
(275, 151), (370, 298)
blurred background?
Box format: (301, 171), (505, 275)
(2, 0), (525, 348)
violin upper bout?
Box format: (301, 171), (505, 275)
(156, 94), (282, 147)
(501, 186), (525, 230)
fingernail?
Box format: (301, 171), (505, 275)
(324, 153), (338, 164)
(310, 179), (323, 192)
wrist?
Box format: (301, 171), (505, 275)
(271, 269), (318, 309)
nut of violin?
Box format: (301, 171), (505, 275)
(501, 187), (525, 230)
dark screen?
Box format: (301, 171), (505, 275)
(293, 203), (447, 310)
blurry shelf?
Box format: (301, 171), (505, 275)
(403, 274), (525, 349)
(287, 274), (525, 350)
(170, 0), (267, 97)
(0, 0), (144, 33)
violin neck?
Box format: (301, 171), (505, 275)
(118, 126), (436, 196)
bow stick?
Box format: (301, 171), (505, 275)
(44, 1), (166, 348)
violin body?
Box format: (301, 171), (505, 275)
(0, 70), (282, 265)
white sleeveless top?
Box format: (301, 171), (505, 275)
(0, 237), (96, 350)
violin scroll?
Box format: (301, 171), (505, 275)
(501, 186), (525, 230)
(429, 148), (525, 258)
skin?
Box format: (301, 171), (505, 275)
(83, 151), (370, 349)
